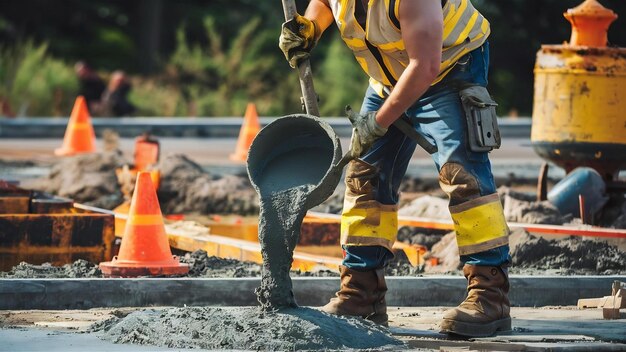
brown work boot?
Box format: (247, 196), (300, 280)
(441, 264), (511, 337)
(321, 265), (388, 325)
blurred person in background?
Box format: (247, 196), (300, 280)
(74, 61), (106, 113)
(99, 70), (136, 117)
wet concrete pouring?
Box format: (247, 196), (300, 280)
(2, 138), (626, 350)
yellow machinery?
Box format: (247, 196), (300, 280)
(531, 0), (625, 180)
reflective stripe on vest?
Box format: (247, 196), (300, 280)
(329, 0), (490, 92)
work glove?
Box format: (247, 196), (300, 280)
(279, 14), (319, 68)
(346, 106), (388, 158)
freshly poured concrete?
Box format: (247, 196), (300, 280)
(248, 115), (341, 309)
(93, 306), (403, 350)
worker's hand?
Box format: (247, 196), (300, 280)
(346, 106), (388, 158)
(279, 14), (319, 68)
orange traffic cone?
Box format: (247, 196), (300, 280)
(230, 103), (261, 162)
(55, 96), (97, 156)
(100, 172), (189, 277)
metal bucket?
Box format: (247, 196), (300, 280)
(247, 114), (344, 209)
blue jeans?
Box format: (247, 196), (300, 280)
(343, 42), (511, 270)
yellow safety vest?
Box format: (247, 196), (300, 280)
(328, 0), (490, 95)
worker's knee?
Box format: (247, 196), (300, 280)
(345, 159), (378, 200)
(438, 162), (481, 205)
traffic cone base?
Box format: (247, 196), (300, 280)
(99, 172), (188, 277)
(230, 102), (261, 162)
(99, 256), (188, 277)
(56, 96), (97, 156)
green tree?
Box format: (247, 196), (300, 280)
(0, 41), (77, 116)
(168, 16), (288, 116)
(318, 35), (368, 116)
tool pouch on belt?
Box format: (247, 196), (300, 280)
(460, 86), (501, 152)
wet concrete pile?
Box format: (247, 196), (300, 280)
(510, 231), (626, 275)
(0, 259), (101, 278)
(92, 306), (404, 351)
(157, 154), (259, 215)
(22, 152), (126, 209)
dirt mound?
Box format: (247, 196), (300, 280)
(510, 231), (626, 275)
(93, 306), (404, 351)
(157, 154), (259, 215)
(23, 152), (126, 209)
(181, 250), (262, 278)
(0, 259), (101, 278)
(503, 194), (566, 225)
(0, 250), (339, 278)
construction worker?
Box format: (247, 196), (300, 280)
(279, 0), (511, 337)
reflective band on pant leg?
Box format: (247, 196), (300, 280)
(449, 193), (509, 255)
(341, 197), (397, 252)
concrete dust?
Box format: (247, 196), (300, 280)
(93, 306), (403, 351)
(157, 154), (258, 215)
(0, 259), (101, 278)
(509, 230), (626, 275)
(21, 152), (126, 209)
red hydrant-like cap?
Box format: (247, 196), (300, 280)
(564, 0), (618, 47)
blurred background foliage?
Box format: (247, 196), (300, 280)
(0, 0), (624, 117)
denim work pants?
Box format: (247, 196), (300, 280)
(343, 42), (511, 270)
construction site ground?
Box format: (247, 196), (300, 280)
(1, 306), (625, 351)
(1, 133), (625, 351)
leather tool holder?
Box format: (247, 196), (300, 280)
(460, 85), (501, 152)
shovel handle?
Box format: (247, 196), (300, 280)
(281, 0), (320, 117)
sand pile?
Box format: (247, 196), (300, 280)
(510, 231), (626, 275)
(93, 306), (404, 351)
(22, 152), (126, 209)
(0, 259), (101, 278)
(501, 192), (566, 225)
(157, 154), (259, 215)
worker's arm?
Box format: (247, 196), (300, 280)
(304, 0), (334, 36)
(374, 0), (443, 128)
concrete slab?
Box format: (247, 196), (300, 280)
(389, 306), (626, 351)
(1, 276), (624, 310)
(1, 306), (624, 351)
(0, 329), (176, 351)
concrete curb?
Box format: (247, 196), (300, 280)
(0, 117), (531, 138)
(0, 275), (622, 310)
